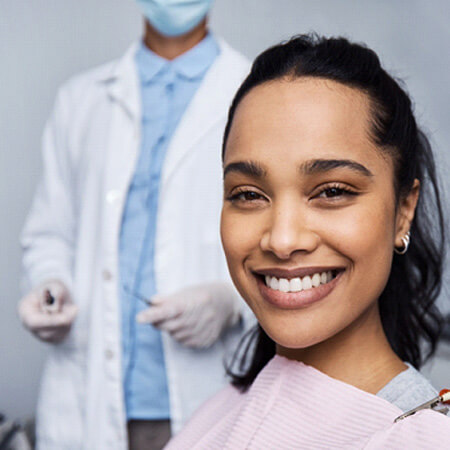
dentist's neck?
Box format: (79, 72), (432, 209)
(143, 18), (208, 60)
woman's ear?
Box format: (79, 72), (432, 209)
(395, 179), (420, 247)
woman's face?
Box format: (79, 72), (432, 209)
(221, 78), (416, 351)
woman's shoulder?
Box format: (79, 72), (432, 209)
(167, 357), (450, 449)
(365, 409), (450, 449)
(166, 383), (244, 449)
(377, 363), (442, 413)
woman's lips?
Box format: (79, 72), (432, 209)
(256, 270), (343, 310)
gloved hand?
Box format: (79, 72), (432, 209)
(136, 282), (242, 348)
(18, 279), (78, 343)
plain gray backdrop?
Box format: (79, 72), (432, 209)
(1, 0), (449, 421)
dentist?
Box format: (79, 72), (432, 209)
(18, 1), (252, 448)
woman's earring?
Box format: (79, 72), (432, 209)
(394, 231), (411, 255)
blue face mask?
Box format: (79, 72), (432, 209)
(135, 0), (214, 37)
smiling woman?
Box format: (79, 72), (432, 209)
(166, 34), (450, 448)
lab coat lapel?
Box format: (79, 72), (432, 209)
(101, 44), (142, 195)
(103, 43), (141, 122)
(162, 43), (232, 185)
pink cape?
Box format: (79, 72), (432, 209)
(166, 355), (450, 449)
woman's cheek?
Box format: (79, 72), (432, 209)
(221, 210), (246, 266)
(319, 202), (392, 259)
(221, 210), (261, 277)
(222, 206), (258, 245)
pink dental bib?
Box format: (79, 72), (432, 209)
(166, 355), (450, 449)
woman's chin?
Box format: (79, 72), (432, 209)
(262, 323), (324, 352)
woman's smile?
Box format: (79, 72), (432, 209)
(251, 266), (344, 309)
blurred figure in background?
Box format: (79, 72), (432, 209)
(18, 0), (252, 448)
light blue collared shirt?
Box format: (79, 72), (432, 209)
(119, 34), (220, 420)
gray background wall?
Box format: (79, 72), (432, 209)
(1, 0), (449, 421)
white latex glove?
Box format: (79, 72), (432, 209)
(18, 279), (78, 343)
(136, 282), (241, 348)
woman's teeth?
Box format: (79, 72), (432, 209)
(264, 271), (334, 293)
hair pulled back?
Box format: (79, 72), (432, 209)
(223, 34), (445, 390)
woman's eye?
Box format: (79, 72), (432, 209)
(227, 189), (266, 205)
(319, 187), (346, 198)
(315, 185), (357, 200)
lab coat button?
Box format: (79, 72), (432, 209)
(105, 349), (114, 360)
(102, 269), (113, 281)
(106, 190), (120, 204)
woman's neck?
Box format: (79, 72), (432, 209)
(277, 304), (407, 394)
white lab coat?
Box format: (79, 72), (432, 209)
(21, 38), (252, 450)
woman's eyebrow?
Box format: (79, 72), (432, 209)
(223, 161), (267, 179)
(299, 159), (374, 177)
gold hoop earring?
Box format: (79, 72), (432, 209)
(394, 231), (410, 255)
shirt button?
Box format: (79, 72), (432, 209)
(105, 349), (114, 360)
(106, 190), (120, 204)
(102, 269), (113, 281)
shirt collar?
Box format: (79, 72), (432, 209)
(136, 32), (220, 84)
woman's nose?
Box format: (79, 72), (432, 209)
(259, 205), (320, 259)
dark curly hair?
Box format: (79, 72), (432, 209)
(222, 34), (446, 390)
